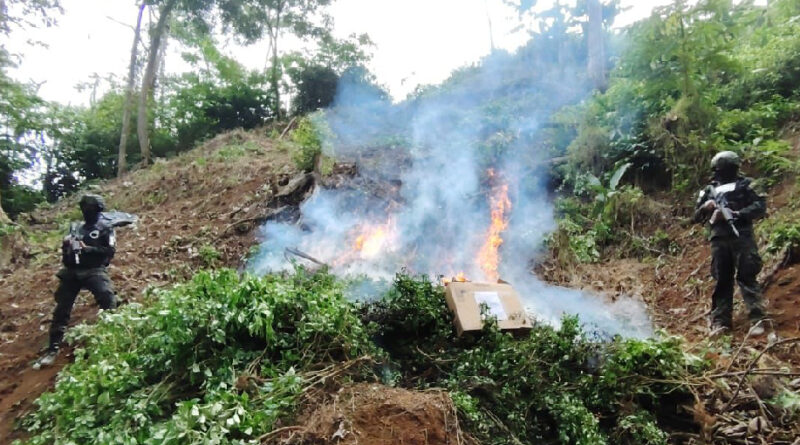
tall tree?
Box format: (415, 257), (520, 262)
(586, 0), (606, 90)
(258, 0), (333, 118)
(118, 2), (145, 177)
(137, 0), (176, 166)
(0, 0), (60, 220)
(134, 0), (341, 164)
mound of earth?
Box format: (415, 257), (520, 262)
(266, 383), (465, 445)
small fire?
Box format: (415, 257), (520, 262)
(353, 220), (393, 259)
(478, 169), (511, 282)
(443, 271), (469, 285)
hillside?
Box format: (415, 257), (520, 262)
(0, 129), (305, 441)
(0, 125), (797, 443)
(5, 0), (800, 443)
(541, 127), (800, 352)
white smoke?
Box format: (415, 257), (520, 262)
(250, 53), (653, 338)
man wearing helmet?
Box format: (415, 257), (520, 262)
(34, 194), (118, 368)
(694, 151), (767, 336)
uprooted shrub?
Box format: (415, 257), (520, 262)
(18, 271), (702, 445)
(360, 274), (704, 445)
(18, 269), (376, 444)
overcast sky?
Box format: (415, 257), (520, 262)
(7, 0), (677, 106)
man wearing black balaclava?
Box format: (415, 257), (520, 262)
(34, 194), (117, 368)
(694, 151), (767, 336)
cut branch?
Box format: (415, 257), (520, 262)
(723, 337), (800, 410)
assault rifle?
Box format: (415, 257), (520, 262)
(62, 212), (138, 266)
(708, 185), (740, 238)
(65, 222), (83, 265)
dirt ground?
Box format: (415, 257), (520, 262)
(0, 130), (302, 442)
(264, 383), (465, 445)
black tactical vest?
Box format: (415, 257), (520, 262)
(61, 219), (115, 268)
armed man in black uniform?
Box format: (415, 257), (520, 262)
(694, 151), (767, 336)
(34, 194), (117, 368)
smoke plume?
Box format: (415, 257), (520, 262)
(250, 51), (653, 338)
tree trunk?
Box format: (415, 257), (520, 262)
(271, 31), (281, 119)
(0, 189), (10, 224)
(587, 0), (607, 91)
(268, 2), (284, 119)
(137, 0), (176, 166)
(118, 2), (145, 178)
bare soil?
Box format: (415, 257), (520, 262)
(265, 383), (466, 445)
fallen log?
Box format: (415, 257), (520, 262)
(284, 247), (327, 267)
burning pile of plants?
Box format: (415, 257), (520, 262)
(16, 268), (716, 445)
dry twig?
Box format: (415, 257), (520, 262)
(725, 319), (767, 374)
(278, 117), (298, 140)
(723, 337), (800, 411)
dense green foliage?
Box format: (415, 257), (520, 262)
(290, 64), (339, 115)
(20, 269), (375, 444)
(18, 271), (701, 444)
(288, 114), (324, 171)
(549, 0), (800, 263)
(562, 0), (800, 190)
(366, 274), (699, 445)
(0, 1), (62, 218)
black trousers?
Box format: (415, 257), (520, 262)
(710, 235), (765, 328)
(49, 267), (116, 349)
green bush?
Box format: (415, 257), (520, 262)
(1, 184), (45, 220)
(764, 220), (800, 255)
(19, 272), (700, 445)
(289, 114), (326, 172)
(614, 411), (669, 445)
(744, 139), (797, 184)
(19, 269), (375, 444)
(364, 276), (699, 445)
(198, 244), (221, 266)
(548, 215), (604, 264)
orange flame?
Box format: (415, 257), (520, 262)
(443, 271), (469, 285)
(353, 220), (393, 258)
(478, 169), (511, 282)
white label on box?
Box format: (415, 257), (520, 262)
(473, 292), (508, 321)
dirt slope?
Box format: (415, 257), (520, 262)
(541, 178), (800, 362)
(2, 126), (799, 443)
(537, 146), (800, 442)
(0, 129), (301, 442)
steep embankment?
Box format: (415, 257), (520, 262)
(542, 129), (800, 355)
(536, 131), (800, 443)
(0, 129), (305, 442)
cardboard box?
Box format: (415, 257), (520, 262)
(444, 281), (532, 335)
